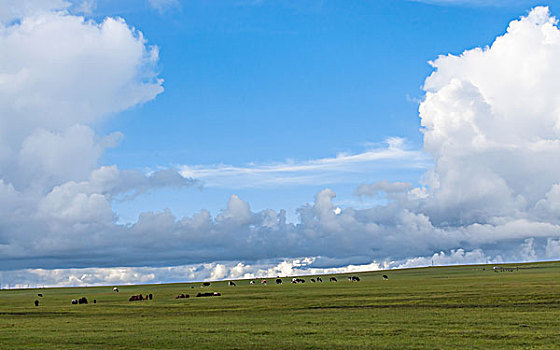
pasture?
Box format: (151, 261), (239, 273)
(1, 261), (559, 349)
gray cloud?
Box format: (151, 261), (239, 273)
(354, 180), (413, 198)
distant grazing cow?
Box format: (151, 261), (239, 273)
(78, 297), (88, 304)
(250, 280), (255, 285)
(276, 278), (283, 285)
(129, 294), (143, 302)
(382, 275), (389, 280)
(34, 300), (39, 307)
(228, 281), (236, 286)
(175, 293), (189, 299)
(202, 282), (211, 287)
(149, 294), (153, 300)
(113, 287), (119, 292)
(329, 277), (338, 282)
(37, 293), (43, 297)
(93, 300), (97, 304)
(291, 278), (305, 284)
(310, 278), (316, 283)
(348, 276), (360, 282)
(261, 279), (267, 285)
(71, 299), (78, 304)
(196, 292), (221, 297)
(317, 277), (323, 283)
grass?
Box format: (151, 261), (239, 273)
(1, 261), (560, 349)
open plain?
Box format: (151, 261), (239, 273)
(1, 261), (559, 349)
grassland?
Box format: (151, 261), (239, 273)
(1, 261), (559, 349)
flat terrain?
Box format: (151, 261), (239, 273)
(1, 262), (559, 349)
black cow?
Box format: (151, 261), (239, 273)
(316, 277), (323, 283)
(329, 277), (338, 282)
(149, 293), (153, 300)
(310, 278), (316, 283)
(228, 281), (236, 286)
(78, 297), (88, 304)
(71, 299), (78, 304)
(129, 294), (143, 302)
(202, 282), (211, 287)
(37, 293), (43, 297)
(34, 300), (39, 306)
(382, 275), (389, 280)
(348, 276), (360, 282)
(276, 278), (283, 285)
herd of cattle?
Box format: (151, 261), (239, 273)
(32, 274), (389, 306)
(213, 274), (383, 287)
(129, 293), (153, 301)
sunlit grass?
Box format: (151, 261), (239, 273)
(1, 261), (559, 349)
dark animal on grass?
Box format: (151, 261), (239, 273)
(129, 294), (144, 302)
(34, 300), (39, 306)
(276, 278), (283, 285)
(329, 277), (338, 282)
(78, 297), (88, 304)
(291, 278), (305, 284)
(196, 292), (221, 297)
(348, 276), (360, 282)
(71, 299), (78, 304)
(113, 287), (119, 292)
(93, 300), (97, 304)
(202, 282), (211, 287)
(382, 275), (389, 280)
(316, 277), (323, 283)
(149, 293), (153, 300)
(228, 281), (236, 286)
(310, 278), (316, 283)
(37, 293), (43, 297)
(175, 294), (189, 299)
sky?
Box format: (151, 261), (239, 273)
(1, 0), (560, 287)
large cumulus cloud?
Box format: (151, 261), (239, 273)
(420, 7), (560, 226)
(0, 2), (193, 271)
(3, 5), (560, 286)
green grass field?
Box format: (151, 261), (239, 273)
(1, 261), (559, 349)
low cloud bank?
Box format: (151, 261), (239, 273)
(3, 240), (555, 288)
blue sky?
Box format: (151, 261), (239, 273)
(3, 0), (560, 286)
(94, 0), (549, 222)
